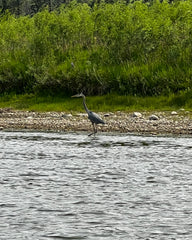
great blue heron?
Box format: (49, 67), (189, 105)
(72, 93), (105, 136)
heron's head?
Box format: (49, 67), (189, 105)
(71, 93), (84, 98)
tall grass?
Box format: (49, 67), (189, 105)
(1, 1), (192, 96)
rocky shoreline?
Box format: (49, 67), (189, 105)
(0, 108), (192, 136)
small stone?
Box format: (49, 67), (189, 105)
(132, 112), (142, 118)
(171, 111), (178, 115)
(61, 114), (72, 118)
(76, 113), (87, 117)
(149, 114), (159, 120)
(104, 113), (110, 117)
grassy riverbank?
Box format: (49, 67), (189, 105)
(0, 92), (192, 112)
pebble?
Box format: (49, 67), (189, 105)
(61, 113), (72, 118)
(76, 113), (87, 117)
(132, 112), (142, 118)
(149, 114), (159, 120)
(171, 111), (178, 115)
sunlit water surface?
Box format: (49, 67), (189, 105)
(0, 131), (192, 240)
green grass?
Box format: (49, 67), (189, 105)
(0, 92), (192, 112)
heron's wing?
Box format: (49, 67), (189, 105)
(88, 111), (105, 124)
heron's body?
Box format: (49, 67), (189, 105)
(72, 93), (105, 136)
(88, 111), (105, 124)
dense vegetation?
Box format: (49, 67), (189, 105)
(0, 0), (83, 15)
(1, 0), (192, 96)
(0, 0), (132, 15)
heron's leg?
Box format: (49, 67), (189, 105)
(93, 123), (97, 136)
(88, 123), (95, 136)
(95, 124), (98, 134)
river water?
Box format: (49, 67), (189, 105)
(0, 131), (192, 240)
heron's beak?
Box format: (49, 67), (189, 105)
(71, 94), (80, 98)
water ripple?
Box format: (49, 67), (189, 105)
(0, 131), (192, 239)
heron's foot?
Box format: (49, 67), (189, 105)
(88, 131), (97, 137)
(88, 132), (94, 137)
(89, 123), (97, 137)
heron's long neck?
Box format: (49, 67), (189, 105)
(82, 96), (89, 113)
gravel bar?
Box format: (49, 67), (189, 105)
(0, 108), (192, 136)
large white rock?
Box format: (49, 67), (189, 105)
(171, 111), (178, 115)
(132, 112), (142, 118)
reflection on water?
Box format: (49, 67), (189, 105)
(0, 131), (192, 239)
